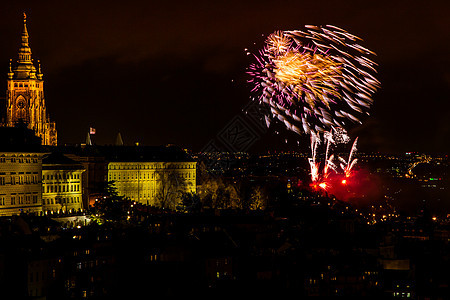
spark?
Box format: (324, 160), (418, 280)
(339, 137), (359, 178)
(248, 26), (379, 137)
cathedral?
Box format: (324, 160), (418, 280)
(3, 14), (57, 146)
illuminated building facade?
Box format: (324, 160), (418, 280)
(42, 153), (85, 214)
(103, 145), (196, 207)
(0, 126), (43, 216)
(4, 14), (57, 146)
(57, 145), (196, 209)
(108, 161), (196, 207)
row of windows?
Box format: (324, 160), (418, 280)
(110, 173), (155, 180)
(0, 194), (39, 206)
(0, 174), (40, 185)
(0, 154), (39, 163)
(43, 173), (80, 180)
(109, 164), (195, 170)
(109, 172), (195, 181)
(14, 82), (40, 88)
(1, 157), (39, 163)
(44, 184), (80, 193)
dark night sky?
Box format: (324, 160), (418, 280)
(0, 0), (449, 154)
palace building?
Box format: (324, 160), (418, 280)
(0, 126), (44, 216)
(108, 161), (196, 207)
(3, 14), (57, 146)
(104, 145), (196, 209)
(42, 152), (85, 215)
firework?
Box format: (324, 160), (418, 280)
(308, 128), (359, 191)
(323, 131), (337, 178)
(308, 135), (320, 183)
(339, 137), (359, 178)
(248, 25), (380, 137)
(309, 130), (337, 190)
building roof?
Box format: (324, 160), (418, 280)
(49, 145), (196, 163)
(42, 152), (85, 171)
(99, 145), (196, 163)
(0, 125), (41, 152)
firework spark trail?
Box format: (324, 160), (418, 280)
(339, 137), (359, 178)
(323, 130), (335, 179)
(308, 128), (360, 191)
(248, 25), (380, 137)
(309, 134), (320, 183)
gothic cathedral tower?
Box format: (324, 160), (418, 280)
(5, 14), (57, 146)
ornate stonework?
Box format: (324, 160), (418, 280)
(5, 14), (57, 146)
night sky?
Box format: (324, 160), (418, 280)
(0, 0), (449, 154)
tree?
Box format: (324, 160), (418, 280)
(178, 191), (201, 213)
(90, 181), (132, 225)
(154, 163), (190, 210)
(249, 186), (268, 210)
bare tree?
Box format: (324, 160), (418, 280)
(154, 163), (188, 210)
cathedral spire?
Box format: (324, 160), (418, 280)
(18, 12), (32, 64)
(12, 13), (37, 79)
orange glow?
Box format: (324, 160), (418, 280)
(274, 51), (342, 109)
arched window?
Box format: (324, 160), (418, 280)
(15, 97), (27, 121)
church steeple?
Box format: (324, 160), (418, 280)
(12, 12), (37, 79)
(18, 13), (32, 64)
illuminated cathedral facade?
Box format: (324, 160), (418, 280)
(3, 14), (57, 146)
